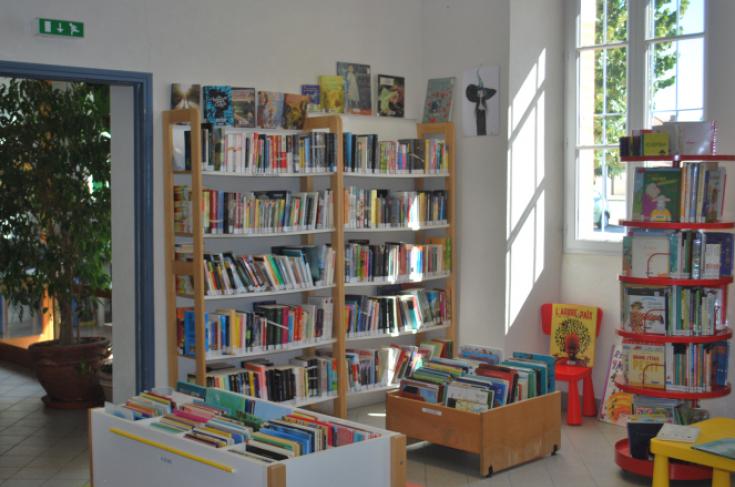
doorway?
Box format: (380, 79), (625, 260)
(0, 61), (154, 398)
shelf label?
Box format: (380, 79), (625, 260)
(38, 18), (84, 38)
(421, 408), (442, 416)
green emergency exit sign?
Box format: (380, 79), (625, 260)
(38, 18), (84, 38)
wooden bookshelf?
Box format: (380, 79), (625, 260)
(163, 109), (457, 418)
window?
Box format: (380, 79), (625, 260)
(565, 0), (707, 253)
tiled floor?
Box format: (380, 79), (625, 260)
(0, 360), (724, 487)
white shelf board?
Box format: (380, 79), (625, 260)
(344, 272), (450, 288)
(344, 172), (449, 179)
(178, 284), (335, 301)
(283, 393), (338, 408)
(180, 338), (337, 363)
(345, 322), (450, 342)
(180, 228), (336, 239)
(347, 384), (399, 397)
(199, 171), (336, 178)
(344, 223), (449, 233)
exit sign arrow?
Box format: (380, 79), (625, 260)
(38, 18), (84, 38)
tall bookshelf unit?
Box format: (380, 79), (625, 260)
(163, 107), (457, 418)
(613, 153), (734, 480)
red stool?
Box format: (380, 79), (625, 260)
(541, 303), (603, 426)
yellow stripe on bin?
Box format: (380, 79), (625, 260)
(109, 427), (235, 474)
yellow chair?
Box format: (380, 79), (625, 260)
(650, 417), (735, 487)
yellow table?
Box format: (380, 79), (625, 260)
(651, 418), (735, 487)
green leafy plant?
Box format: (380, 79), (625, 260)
(0, 79), (111, 346)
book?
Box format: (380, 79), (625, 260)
(642, 132), (669, 156)
(692, 438), (735, 459)
(377, 74), (405, 118)
(301, 84), (321, 113)
(319, 75), (344, 113)
(171, 83), (201, 111)
(629, 231), (671, 277)
(423, 77), (455, 123)
(624, 342), (665, 389)
(632, 168), (681, 222)
(232, 87), (256, 128)
(203, 85), (234, 126)
(548, 303), (598, 367)
(283, 94), (309, 130)
(624, 287), (668, 334)
(257, 91), (285, 129)
(655, 423), (700, 443)
(337, 62), (372, 115)
(598, 340), (634, 425)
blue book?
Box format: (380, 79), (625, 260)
(692, 438), (735, 459)
(203, 86), (233, 126)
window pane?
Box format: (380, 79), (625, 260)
(649, 38), (704, 124)
(652, 0), (678, 38)
(578, 47), (628, 145)
(678, 0), (704, 35)
(652, 0), (704, 39)
(580, 0), (627, 47)
(578, 148), (625, 240)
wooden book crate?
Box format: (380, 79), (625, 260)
(386, 390), (561, 477)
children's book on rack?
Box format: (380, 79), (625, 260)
(397, 349), (555, 413)
(622, 285), (724, 336)
(344, 288), (449, 338)
(630, 163), (726, 223)
(619, 121), (718, 157)
(177, 126), (337, 174)
(344, 187), (448, 229)
(622, 340), (730, 392)
(344, 240), (448, 284)
(176, 298), (334, 357)
(173, 186), (333, 235)
(630, 395), (709, 425)
(342, 133), (448, 175)
(622, 230), (733, 279)
(175, 245), (336, 297)
(201, 354), (338, 403)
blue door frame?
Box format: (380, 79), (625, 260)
(0, 60), (155, 392)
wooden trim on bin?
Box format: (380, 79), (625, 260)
(390, 434), (407, 487)
(267, 463), (286, 487)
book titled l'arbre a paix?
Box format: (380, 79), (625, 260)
(319, 75), (344, 114)
(202, 85), (233, 126)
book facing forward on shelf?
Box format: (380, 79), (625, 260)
(257, 91), (285, 129)
(319, 75), (344, 114)
(232, 87), (256, 128)
(300, 84), (320, 113)
(171, 83), (201, 111)
(623, 341), (666, 389)
(377, 74), (405, 118)
(203, 85), (234, 126)
(337, 62), (371, 116)
(283, 94), (309, 130)
(423, 77), (455, 123)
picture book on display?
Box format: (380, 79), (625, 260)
(598, 339), (633, 425)
(301, 84), (321, 113)
(623, 341), (665, 389)
(257, 91), (285, 129)
(423, 77), (455, 123)
(232, 87), (256, 128)
(319, 75), (344, 113)
(632, 167), (681, 222)
(377, 74), (405, 118)
(548, 303), (598, 367)
(171, 83), (201, 111)
(203, 85), (234, 126)
(283, 94), (309, 130)
(624, 287), (667, 335)
(337, 62), (372, 115)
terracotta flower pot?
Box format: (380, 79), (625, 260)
(28, 336), (110, 409)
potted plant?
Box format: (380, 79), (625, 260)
(0, 79), (112, 408)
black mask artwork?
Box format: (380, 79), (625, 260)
(465, 72), (496, 136)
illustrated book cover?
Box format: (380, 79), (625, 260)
(624, 287), (668, 334)
(337, 62), (372, 115)
(202, 85), (233, 126)
(301, 84), (321, 113)
(232, 87), (256, 128)
(377, 74), (405, 118)
(422, 77), (455, 123)
(257, 91), (285, 129)
(319, 75), (345, 114)
(548, 303), (598, 367)
(283, 94), (309, 130)
(632, 167), (682, 222)
(598, 339), (634, 425)
(171, 83), (201, 111)
(623, 341), (666, 389)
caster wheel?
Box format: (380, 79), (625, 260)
(551, 444), (559, 455)
(485, 466), (493, 478)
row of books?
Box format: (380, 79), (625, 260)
(345, 240), (447, 283)
(344, 187), (448, 229)
(179, 125), (338, 174)
(623, 341), (729, 392)
(631, 163), (726, 223)
(203, 355), (338, 403)
(622, 286), (724, 336)
(398, 347), (555, 412)
(345, 339), (453, 392)
(630, 395), (709, 425)
(622, 230), (733, 279)
(174, 187), (334, 235)
(175, 246), (336, 296)
(176, 298), (334, 357)
(343, 133), (448, 174)
(344, 288), (449, 337)
(619, 121), (718, 158)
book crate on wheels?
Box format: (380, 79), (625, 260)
(614, 151), (734, 481)
(89, 393), (407, 487)
(385, 390), (561, 477)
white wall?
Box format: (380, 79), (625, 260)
(0, 0), (424, 388)
(562, 0), (735, 417)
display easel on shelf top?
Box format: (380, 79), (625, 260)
(614, 150), (735, 481)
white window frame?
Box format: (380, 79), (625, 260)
(564, 0), (708, 255)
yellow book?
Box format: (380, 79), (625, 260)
(623, 342), (665, 389)
(548, 303), (598, 367)
(319, 75), (345, 114)
(642, 132), (670, 156)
